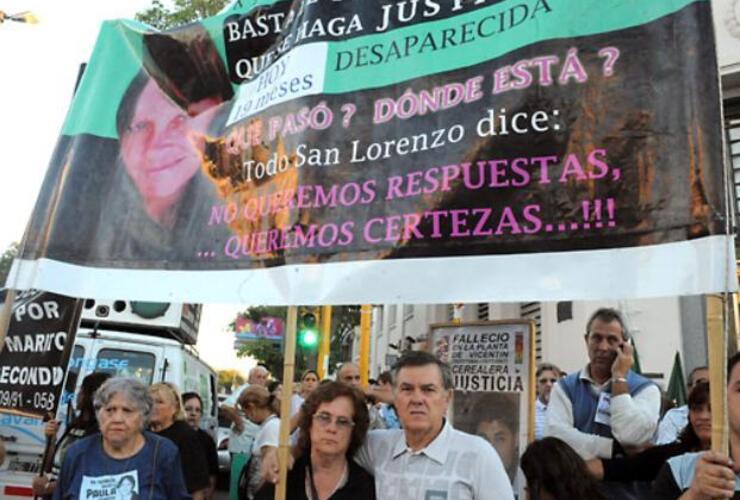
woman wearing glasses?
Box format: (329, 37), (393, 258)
(534, 363), (561, 440)
(254, 382), (376, 500)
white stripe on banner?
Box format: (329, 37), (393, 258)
(7, 235), (737, 304)
(227, 42), (329, 126)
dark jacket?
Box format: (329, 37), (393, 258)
(254, 454), (376, 500)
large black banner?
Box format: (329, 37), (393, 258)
(0, 290), (82, 417)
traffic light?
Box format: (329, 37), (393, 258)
(298, 307), (320, 349)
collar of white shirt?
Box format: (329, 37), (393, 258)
(579, 365), (612, 391)
(391, 420), (451, 464)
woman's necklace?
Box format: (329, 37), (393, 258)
(307, 460), (348, 500)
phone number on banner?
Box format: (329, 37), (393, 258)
(0, 390), (56, 412)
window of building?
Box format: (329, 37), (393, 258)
(556, 301), (573, 322)
(477, 303), (489, 321)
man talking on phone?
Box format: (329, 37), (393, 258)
(545, 308), (660, 499)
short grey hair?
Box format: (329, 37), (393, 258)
(585, 308), (629, 341)
(391, 350), (454, 390)
(248, 366), (268, 384)
(94, 377), (153, 430)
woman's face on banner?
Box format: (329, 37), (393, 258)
(478, 418), (518, 474)
(120, 80), (216, 206)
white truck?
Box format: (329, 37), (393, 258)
(0, 299), (218, 499)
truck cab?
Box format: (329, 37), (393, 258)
(0, 299), (217, 499)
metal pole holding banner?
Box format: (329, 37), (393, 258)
(359, 305), (372, 388)
(318, 305), (332, 379)
(707, 294), (729, 455)
(275, 306), (297, 500)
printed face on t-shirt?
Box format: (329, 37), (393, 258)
(80, 471), (139, 500)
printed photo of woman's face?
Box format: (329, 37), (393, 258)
(120, 79), (218, 209)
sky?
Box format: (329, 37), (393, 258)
(0, 0), (249, 373)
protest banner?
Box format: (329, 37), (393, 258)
(0, 290), (82, 418)
(430, 320), (536, 497)
(5, 0), (734, 304)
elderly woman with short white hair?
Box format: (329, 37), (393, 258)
(53, 377), (189, 499)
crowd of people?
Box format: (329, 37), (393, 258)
(37, 307), (740, 499)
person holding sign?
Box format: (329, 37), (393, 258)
(254, 382), (376, 500)
(650, 353), (740, 499)
(545, 308), (660, 499)
(33, 372), (112, 498)
(263, 351), (514, 499)
(53, 377), (189, 499)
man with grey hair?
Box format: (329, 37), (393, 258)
(222, 365), (269, 500)
(265, 350), (514, 499)
(337, 362), (362, 387)
(545, 308), (660, 498)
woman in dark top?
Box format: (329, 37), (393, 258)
(149, 382), (210, 499)
(254, 382), (376, 500)
(586, 382), (711, 483)
(182, 391), (219, 500)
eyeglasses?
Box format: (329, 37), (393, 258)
(313, 412), (354, 430)
(538, 378), (558, 384)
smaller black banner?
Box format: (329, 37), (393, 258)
(0, 290), (82, 417)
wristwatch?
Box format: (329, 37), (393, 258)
(612, 376), (628, 384)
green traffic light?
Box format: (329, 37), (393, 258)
(299, 328), (319, 348)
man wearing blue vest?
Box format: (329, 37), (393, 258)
(545, 307), (660, 498)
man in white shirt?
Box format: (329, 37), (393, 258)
(265, 351), (514, 499)
(656, 365), (708, 445)
(545, 308), (660, 499)
(534, 362), (560, 440)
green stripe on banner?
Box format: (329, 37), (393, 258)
(324, 0), (704, 93)
(61, 0), (704, 138)
(62, 20), (146, 138)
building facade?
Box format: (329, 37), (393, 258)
(359, 2), (740, 387)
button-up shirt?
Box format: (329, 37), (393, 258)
(355, 421), (514, 500)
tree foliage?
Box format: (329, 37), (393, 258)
(0, 242), (19, 287)
(135, 0), (230, 30)
(233, 305), (361, 381)
(217, 368), (245, 393)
